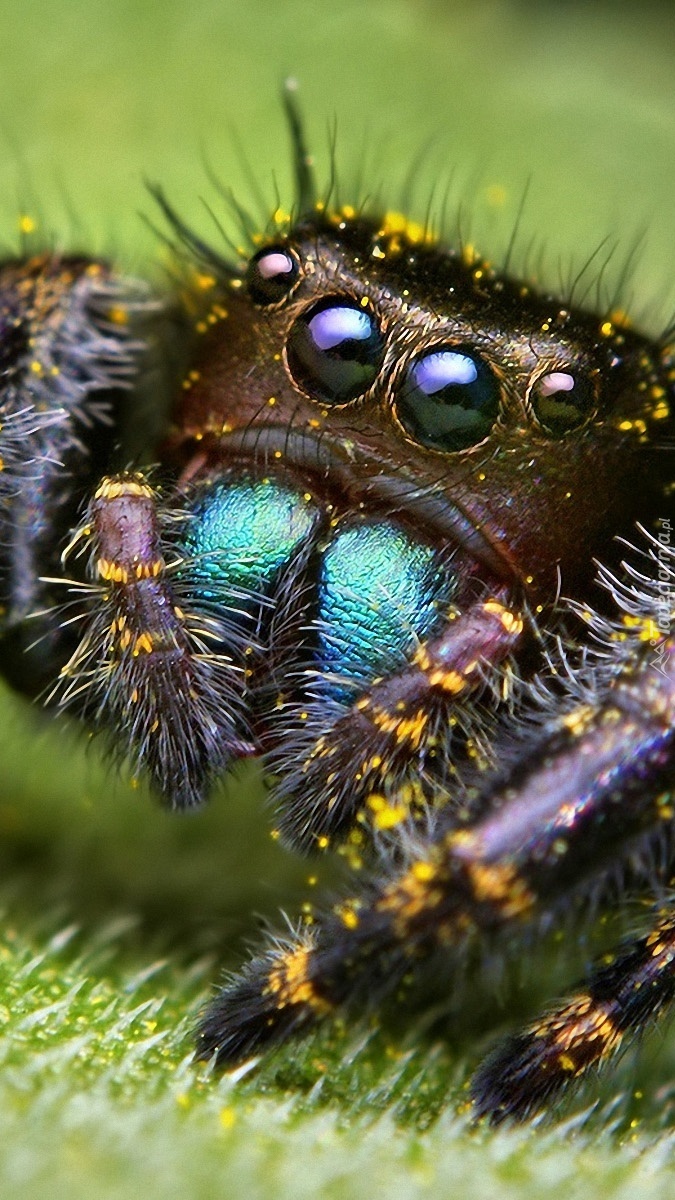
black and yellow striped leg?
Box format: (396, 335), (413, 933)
(471, 907), (675, 1123)
(197, 632), (675, 1073)
(271, 595), (524, 851)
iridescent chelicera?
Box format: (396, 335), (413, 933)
(0, 93), (673, 1122)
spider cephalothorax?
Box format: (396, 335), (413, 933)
(0, 96), (673, 1122)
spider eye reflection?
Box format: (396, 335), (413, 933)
(530, 370), (595, 434)
(287, 298), (384, 403)
(247, 246), (299, 305)
(395, 348), (501, 451)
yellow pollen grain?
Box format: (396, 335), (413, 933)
(18, 215), (36, 235)
(412, 860), (437, 883)
(608, 308), (630, 328)
(557, 1053), (576, 1073)
(379, 211), (435, 246)
(366, 793), (409, 830)
(335, 903), (360, 929)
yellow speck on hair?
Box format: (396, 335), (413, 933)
(379, 211), (435, 246)
(366, 793), (408, 830)
(608, 308), (631, 328)
(335, 902), (360, 929)
(411, 860), (437, 883)
(219, 1106), (236, 1130)
(18, 215), (36, 235)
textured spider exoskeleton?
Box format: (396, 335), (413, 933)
(0, 98), (673, 1123)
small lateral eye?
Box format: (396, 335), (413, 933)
(395, 347), (501, 452)
(529, 369), (596, 434)
(247, 246), (299, 305)
(287, 298), (384, 404)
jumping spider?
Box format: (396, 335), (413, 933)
(0, 95), (673, 1123)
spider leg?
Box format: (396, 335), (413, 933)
(270, 594), (524, 852)
(51, 473), (251, 808)
(196, 627), (675, 1082)
(471, 904), (675, 1122)
(0, 255), (150, 689)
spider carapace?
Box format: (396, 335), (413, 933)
(0, 98), (673, 1123)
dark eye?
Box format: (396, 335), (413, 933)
(529, 370), (596, 434)
(395, 347), (501, 451)
(287, 298), (384, 404)
(247, 246), (299, 305)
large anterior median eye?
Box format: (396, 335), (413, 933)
(247, 246), (299, 305)
(529, 370), (596, 434)
(287, 298), (384, 403)
(395, 347), (501, 451)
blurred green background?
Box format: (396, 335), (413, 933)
(0, 1), (674, 1197)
